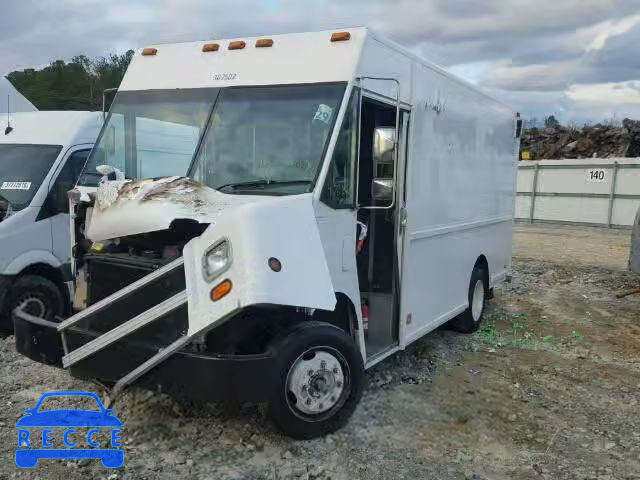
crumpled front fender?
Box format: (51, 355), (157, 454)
(183, 193), (336, 336)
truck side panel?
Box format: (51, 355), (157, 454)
(400, 60), (517, 344)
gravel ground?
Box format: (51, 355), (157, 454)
(1, 224), (639, 479)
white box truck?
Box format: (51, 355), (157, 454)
(0, 111), (102, 333)
(14, 28), (520, 438)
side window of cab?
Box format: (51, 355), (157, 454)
(40, 149), (91, 218)
(321, 92), (359, 209)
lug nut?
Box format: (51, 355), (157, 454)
(320, 360), (327, 369)
(333, 368), (339, 374)
(336, 381), (342, 387)
(306, 399), (312, 405)
(308, 369), (314, 376)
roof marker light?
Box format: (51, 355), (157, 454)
(202, 43), (220, 52)
(330, 32), (351, 42)
(255, 38), (274, 48)
(141, 47), (158, 56)
(228, 41), (246, 50)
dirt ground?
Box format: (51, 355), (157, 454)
(1, 224), (639, 480)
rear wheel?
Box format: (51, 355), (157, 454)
(451, 266), (488, 333)
(267, 321), (364, 439)
(2, 275), (64, 333)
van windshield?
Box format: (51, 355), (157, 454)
(189, 84), (346, 195)
(0, 144), (62, 215)
(79, 88), (217, 186)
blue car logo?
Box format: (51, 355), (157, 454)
(16, 391), (124, 468)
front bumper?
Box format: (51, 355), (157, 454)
(13, 312), (277, 404)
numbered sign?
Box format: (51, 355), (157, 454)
(586, 169), (607, 184)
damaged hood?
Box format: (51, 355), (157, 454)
(86, 177), (261, 241)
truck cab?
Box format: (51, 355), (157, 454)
(0, 112), (101, 333)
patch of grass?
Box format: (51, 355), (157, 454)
(475, 317), (537, 350)
(571, 330), (584, 341)
(475, 310), (561, 350)
(477, 323), (501, 344)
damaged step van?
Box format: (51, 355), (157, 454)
(14, 28), (521, 439)
(0, 112), (101, 333)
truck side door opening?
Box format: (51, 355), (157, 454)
(356, 97), (406, 359)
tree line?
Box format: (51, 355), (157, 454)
(7, 51), (134, 111)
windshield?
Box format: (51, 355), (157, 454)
(79, 89), (217, 186)
(0, 144), (62, 213)
(189, 84), (346, 195)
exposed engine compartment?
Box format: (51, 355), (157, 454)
(72, 192), (208, 308)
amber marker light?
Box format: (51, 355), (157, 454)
(202, 43), (220, 52)
(330, 32), (351, 42)
(228, 41), (246, 50)
(211, 279), (233, 302)
(255, 38), (274, 48)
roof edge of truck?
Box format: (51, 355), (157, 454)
(0, 111), (103, 146)
(118, 27), (514, 111)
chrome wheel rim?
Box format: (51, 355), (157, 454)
(471, 280), (485, 322)
(286, 348), (347, 416)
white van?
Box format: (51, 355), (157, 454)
(15, 28), (520, 438)
(0, 112), (101, 332)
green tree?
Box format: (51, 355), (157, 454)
(7, 50), (134, 111)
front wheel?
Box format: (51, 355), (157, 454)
(267, 322), (364, 440)
(2, 275), (64, 334)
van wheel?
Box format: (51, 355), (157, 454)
(451, 267), (488, 333)
(4, 276), (64, 330)
(267, 321), (364, 440)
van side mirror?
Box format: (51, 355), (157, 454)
(370, 127), (396, 205)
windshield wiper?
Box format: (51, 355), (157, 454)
(216, 179), (312, 192)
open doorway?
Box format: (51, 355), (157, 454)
(356, 97), (406, 360)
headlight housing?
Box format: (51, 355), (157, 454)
(202, 239), (232, 282)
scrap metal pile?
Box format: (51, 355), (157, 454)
(521, 118), (640, 160)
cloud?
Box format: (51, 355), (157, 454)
(567, 81), (640, 105)
(1, 0), (639, 122)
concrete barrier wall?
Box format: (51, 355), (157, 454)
(516, 158), (640, 228)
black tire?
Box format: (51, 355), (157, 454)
(2, 275), (64, 333)
(267, 321), (364, 440)
(451, 266), (489, 333)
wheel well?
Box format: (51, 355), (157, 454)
(18, 264), (67, 300)
(204, 297), (359, 355)
(474, 255), (490, 285)
(312, 293), (358, 337)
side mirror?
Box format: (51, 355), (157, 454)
(24, 409), (34, 415)
(105, 409), (115, 415)
(368, 127), (396, 206)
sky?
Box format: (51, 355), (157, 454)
(1, 0), (639, 123)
